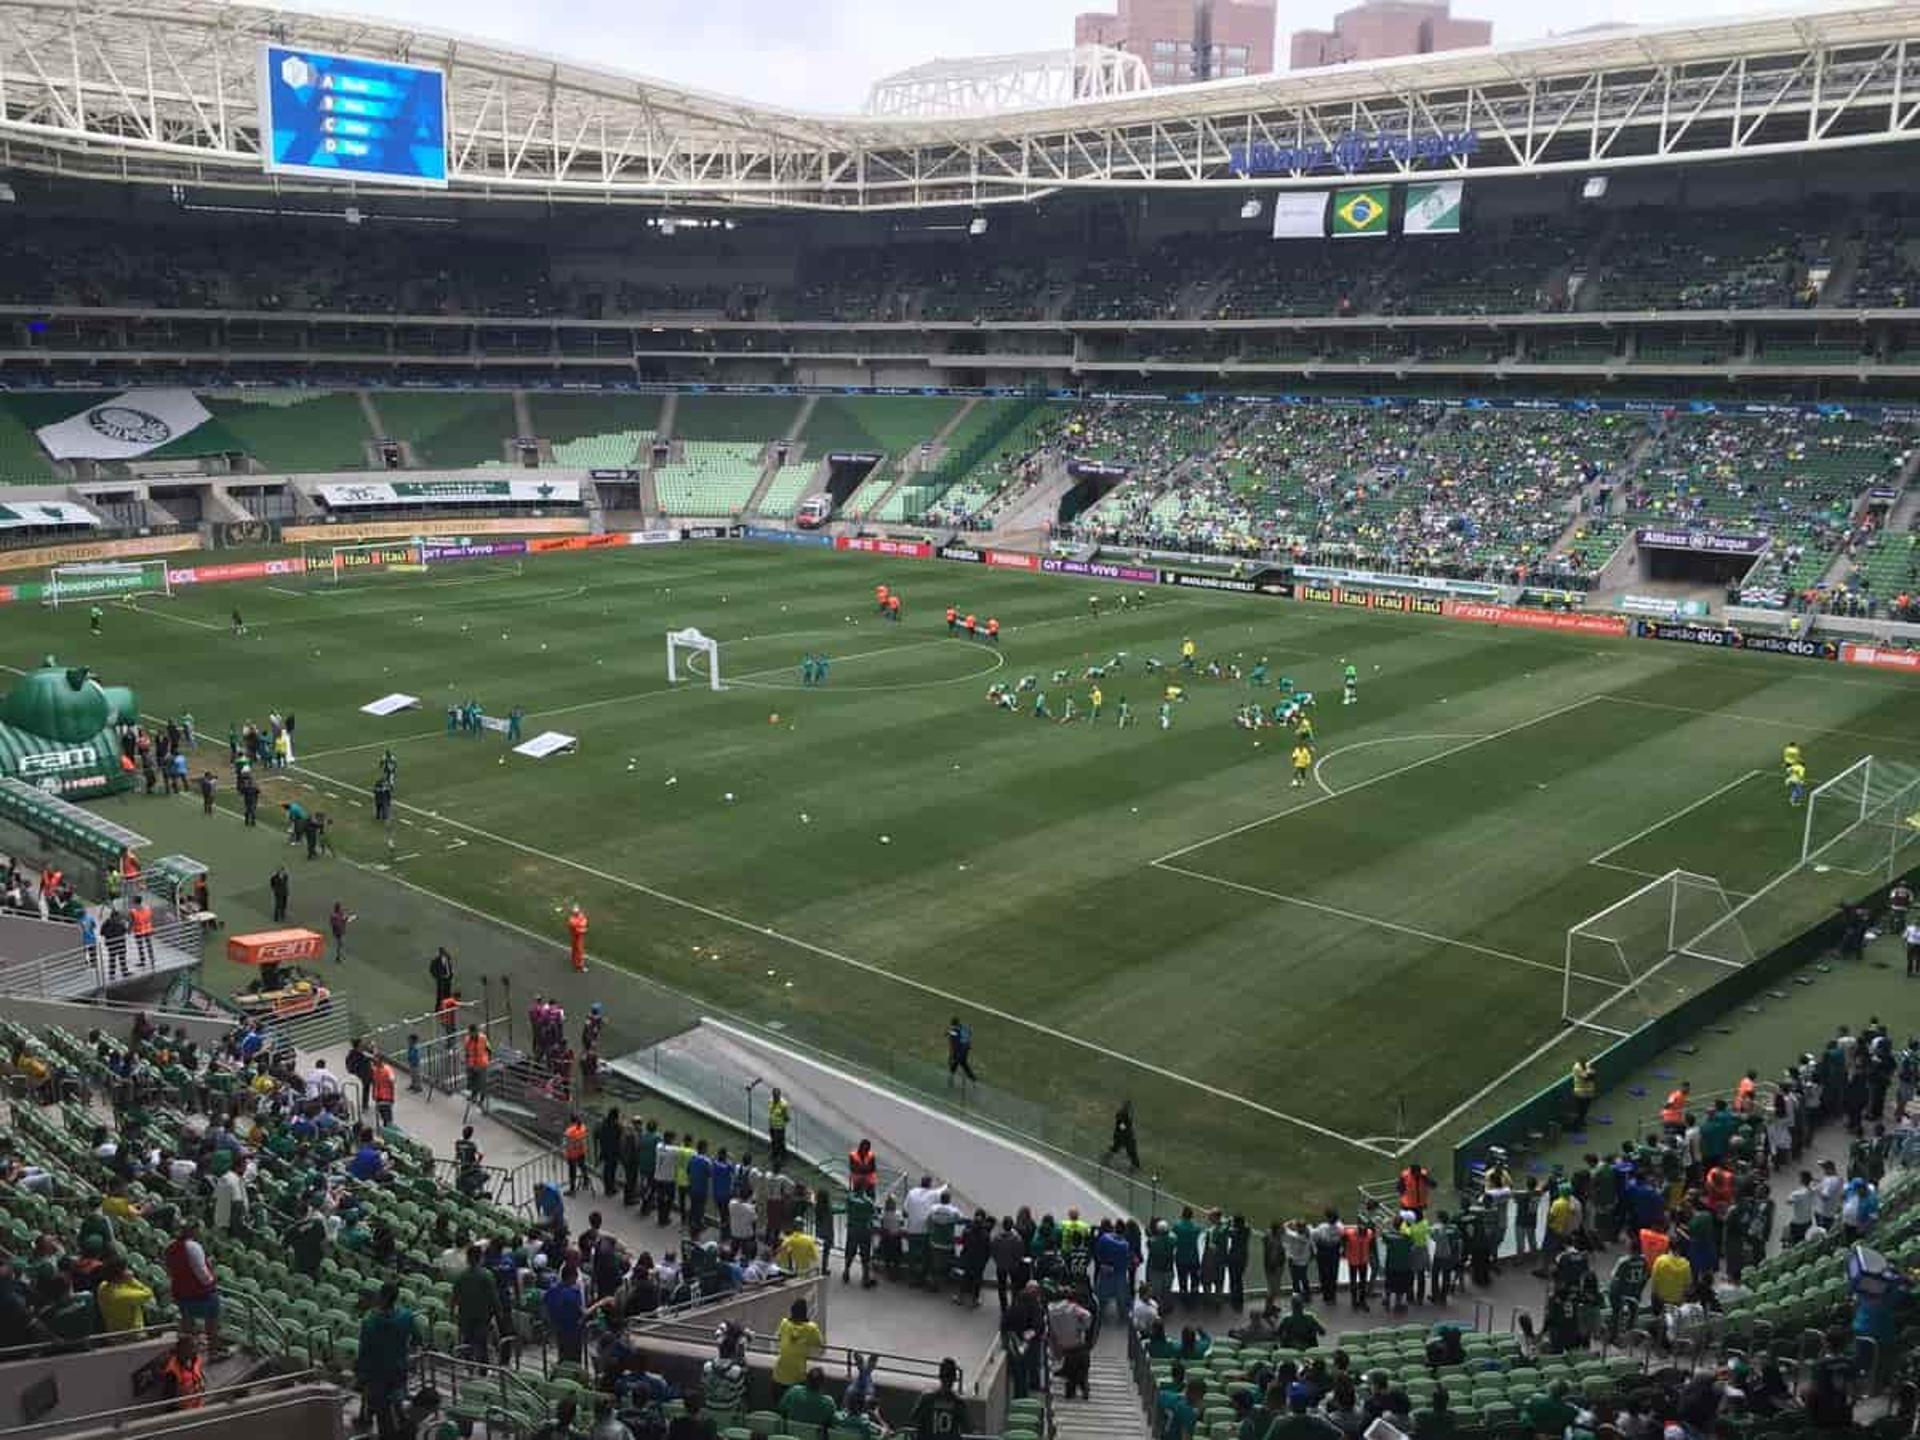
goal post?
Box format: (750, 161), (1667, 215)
(43, 559), (172, 607)
(666, 627), (722, 692)
(1563, 869), (1758, 1036)
(1802, 755), (1920, 882)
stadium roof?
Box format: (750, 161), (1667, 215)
(1, 0), (1918, 208)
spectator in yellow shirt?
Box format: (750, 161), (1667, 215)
(776, 1221), (821, 1275)
(95, 1257), (156, 1333)
(1649, 1248), (1693, 1310)
(772, 1298), (825, 1388)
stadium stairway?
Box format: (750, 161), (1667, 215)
(1058, 1324), (1151, 1440)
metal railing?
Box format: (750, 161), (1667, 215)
(1, 913), (206, 1000)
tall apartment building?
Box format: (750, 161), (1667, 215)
(1289, 0), (1493, 69)
(1074, 0), (1277, 84)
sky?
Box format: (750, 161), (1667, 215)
(298, 0), (1795, 113)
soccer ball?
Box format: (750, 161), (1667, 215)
(724, 792), (736, 803)
(879, 834), (891, 844)
(665, 776), (678, 786)
(540, 643), (548, 651)
(800, 813), (811, 824)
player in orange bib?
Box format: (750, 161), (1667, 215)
(875, 584), (890, 614)
(567, 904), (588, 972)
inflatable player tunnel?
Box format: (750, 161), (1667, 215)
(0, 656), (140, 796)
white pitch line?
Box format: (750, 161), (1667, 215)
(126, 602), (223, 632)
(1312, 733), (1488, 798)
(1588, 769), (1764, 863)
(1604, 694), (1917, 748)
(1154, 692), (1609, 865)
(1153, 861), (1617, 986)
(286, 760), (1391, 1158)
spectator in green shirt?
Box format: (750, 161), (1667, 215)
(453, 1244), (504, 1364)
(1160, 1377), (1206, 1440)
(1522, 1381), (1578, 1437)
(42, 1269), (97, 1348)
(778, 1368), (839, 1433)
(1171, 1207), (1204, 1301)
(355, 1282), (416, 1440)
(1275, 1296), (1326, 1351)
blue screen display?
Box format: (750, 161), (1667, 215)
(260, 45), (448, 187)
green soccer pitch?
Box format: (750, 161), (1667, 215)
(12, 542), (1920, 1215)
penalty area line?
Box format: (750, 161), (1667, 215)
(1152, 860), (1614, 987)
(284, 762), (1395, 1160)
(1588, 769), (1764, 864)
(1154, 693), (1609, 865)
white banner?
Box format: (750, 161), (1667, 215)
(513, 731), (577, 759)
(0, 500), (100, 530)
(1270, 193), (1328, 239)
(35, 389), (212, 460)
(1404, 181), (1464, 236)
(359, 693), (421, 716)
(317, 478), (581, 508)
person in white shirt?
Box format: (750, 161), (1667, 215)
(305, 1059), (340, 1100)
(729, 1194), (758, 1247)
(1129, 1284), (1160, 1335)
(652, 1135), (683, 1225)
(1814, 1160), (1845, 1227)
(902, 1177), (941, 1235)
(1786, 1171), (1817, 1243)
(212, 1166), (248, 1233)
(1046, 1292), (1094, 1399)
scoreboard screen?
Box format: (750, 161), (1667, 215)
(260, 44), (448, 187)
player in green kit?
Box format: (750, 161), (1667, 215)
(1249, 658), (1269, 687)
(1158, 700), (1173, 731)
(1060, 696), (1077, 724)
(1033, 691), (1051, 720)
(89, 604), (103, 636)
(1342, 660), (1359, 706)
(815, 654), (829, 685)
(1016, 674), (1037, 694)
(800, 653), (814, 686)
(1117, 698), (1134, 729)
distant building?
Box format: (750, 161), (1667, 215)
(1075, 0), (1276, 84)
(1289, 0), (1492, 70)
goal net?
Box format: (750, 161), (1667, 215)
(665, 627), (722, 692)
(1801, 755), (1920, 882)
(44, 559), (172, 607)
(1564, 869), (1758, 1038)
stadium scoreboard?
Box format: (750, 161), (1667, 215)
(259, 44), (448, 187)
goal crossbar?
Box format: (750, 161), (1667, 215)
(1801, 754), (1920, 882)
(666, 627), (722, 692)
(44, 559), (172, 607)
(1563, 867), (1757, 1033)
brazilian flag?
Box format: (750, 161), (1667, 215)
(1332, 187), (1390, 237)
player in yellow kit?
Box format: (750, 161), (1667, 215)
(1180, 637), (1197, 671)
(1783, 742), (1804, 775)
(1291, 742), (1314, 789)
(1089, 684), (1103, 723)
(1787, 761), (1809, 807)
